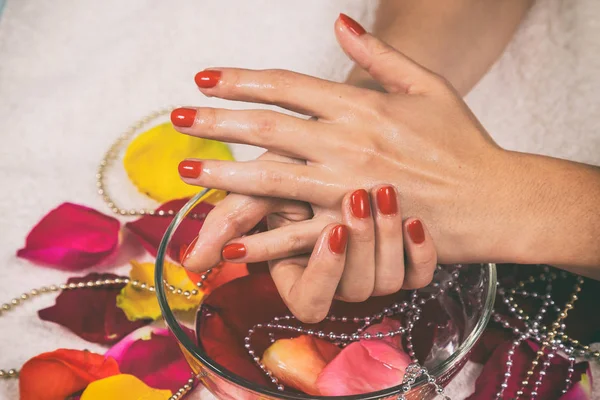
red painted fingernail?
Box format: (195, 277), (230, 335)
(222, 243), (247, 260)
(194, 70), (222, 88)
(170, 107), (197, 127)
(407, 219), (426, 244)
(339, 13), (366, 36)
(350, 189), (370, 219)
(180, 236), (199, 262)
(329, 225), (349, 255)
(376, 186), (398, 215)
(178, 160), (202, 178)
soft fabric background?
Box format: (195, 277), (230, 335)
(0, 0), (598, 399)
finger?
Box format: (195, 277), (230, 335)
(181, 193), (273, 272)
(334, 13), (439, 94)
(192, 68), (364, 119)
(336, 189), (376, 302)
(371, 185), (406, 295)
(270, 224), (348, 323)
(221, 218), (325, 263)
(402, 218), (437, 289)
(170, 107), (331, 161)
(177, 158), (340, 207)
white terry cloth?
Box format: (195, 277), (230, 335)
(0, 1), (598, 399)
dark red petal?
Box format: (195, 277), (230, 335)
(17, 203), (120, 270)
(38, 273), (150, 344)
(467, 338), (575, 399)
(125, 198), (213, 261)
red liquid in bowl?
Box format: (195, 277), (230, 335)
(195, 272), (466, 396)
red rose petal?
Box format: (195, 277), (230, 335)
(105, 326), (196, 393)
(17, 203), (120, 270)
(19, 349), (119, 400)
(38, 273), (150, 344)
(467, 338), (586, 399)
(125, 198), (213, 261)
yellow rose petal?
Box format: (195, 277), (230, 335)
(116, 260), (204, 321)
(124, 122), (233, 203)
(81, 374), (171, 400)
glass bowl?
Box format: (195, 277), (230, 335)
(156, 189), (497, 400)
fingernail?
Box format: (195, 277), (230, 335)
(376, 186), (398, 215)
(329, 225), (349, 255)
(178, 160), (202, 178)
(222, 243), (247, 260)
(195, 70), (222, 88)
(170, 107), (197, 127)
(339, 13), (366, 36)
(180, 236), (199, 263)
(350, 189), (370, 219)
(407, 220), (425, 244)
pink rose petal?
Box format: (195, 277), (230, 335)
(125, 198), (213, 261)
(38, 273), (150, 344)
(17, 202), (120, 270)
(317, 318), (411, 396)
(105, 326), (196, 393)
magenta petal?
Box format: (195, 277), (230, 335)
(316, 318), (410, 396)
(125, 198), (213, 261)
(559, 362), (592, 400)
(105, 326), (196, 393)
(38, 273), (150, 344)
(17, 203), (120, 270)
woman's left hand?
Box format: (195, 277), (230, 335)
(173, 14), (514, 266)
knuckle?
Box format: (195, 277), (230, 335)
(257, 168), (284, 189)
(266, 69), (294, 88)
(372, 279), (403, 296)
(200, 107), (218, 133)
(252, 112), (277, 143)
(221, 212), (245, 237)
(337, 288), (371, 303)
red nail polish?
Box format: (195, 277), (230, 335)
(194, 70), (222, 88)
(178, 160), (202, 178)
(222, 243), (247, 260)
(339, 13), (366, 36)
(180, 236), (199, 262)
(329, 225), (349, 255)
(350, 189), (370, 219)
(170, 107), (197, 127)
(407, 220), (425, 244)
(376, 186), (398, 215)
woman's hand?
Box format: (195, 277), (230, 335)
(174, 14), (508, 265)
(213, 186), (436, 323)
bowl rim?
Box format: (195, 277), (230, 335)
(156, 189), (497, 399)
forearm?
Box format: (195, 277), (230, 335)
(346, 0), (535, 95)
(489, 152), (600, 275)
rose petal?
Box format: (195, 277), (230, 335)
(116, 260), (203, 321)
(126, 198), (213, 260)
(467, 339), (584, 399)
(316, 318), (411, 396)
(469, 326), (513, 364)
(17, 203), (120, 270)
(123, 121), (233, 203)
(80, 374), (171, 400)
(38, 273), (150, 344)
(560, 363), (593, 400)
(19, 349), (120, 400)
(105, 326), (195, 392)
(262, 335), (341, 395)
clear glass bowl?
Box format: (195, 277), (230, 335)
(156, 189), (497, 400)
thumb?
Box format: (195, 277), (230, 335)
(335, 13), (438, 94)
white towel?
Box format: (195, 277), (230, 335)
(0, 1), (597, 399)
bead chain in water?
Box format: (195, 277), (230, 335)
(243, 265), (459, 399)
(0, 273), (212, 400)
